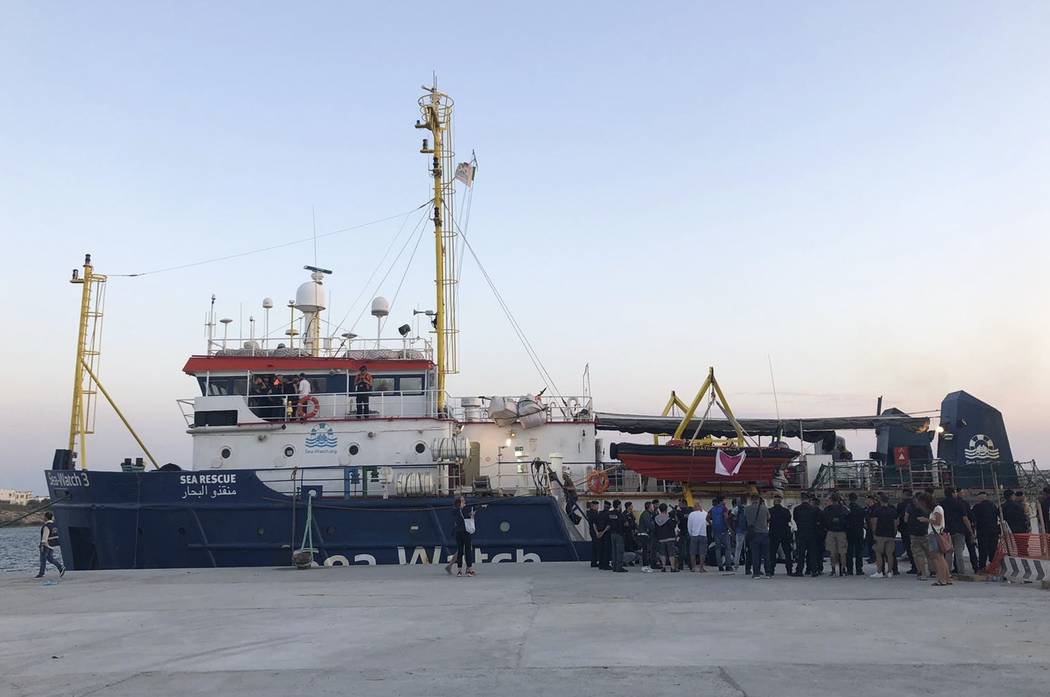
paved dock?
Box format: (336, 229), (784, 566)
(2, 564), (1048, 697)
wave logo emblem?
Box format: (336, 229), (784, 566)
(964, 434), (1000, 462)
(305, 423), (338, 452)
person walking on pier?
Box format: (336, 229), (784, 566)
(35, 512), (65, 579)
(921, 492), (952, 586)
(846, 493), (866, 575)
(608, 500), (627, 572)
(897, 489), (917, 574)
(744, 494), (771, 579)
(1003, 490), (1030, 534)
(793, 495), (821, 576)
(907, 493), (932, 581)
(731, 498), (749, 573)
(675, 498), (693, 571)
(686, 502), (708, 572)
(970, 492), (1000, 571)
(1039, 487), (1050, 533)
(709, 497), (730, 571)
(586, 500), (601, 568)
(445, 497), (479, 576)
(637, 500), (655, 571)
(596, 501), (612, 570)
(868, 493), (898, 578)
(940, 486), (973, 576)
(823, 494), (849, 577)
(654, 504), (678, 572)
(769, 494), (793, 576)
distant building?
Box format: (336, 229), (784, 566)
(0, 489), (36, 506)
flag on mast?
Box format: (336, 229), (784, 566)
(455, 152), (477, 186)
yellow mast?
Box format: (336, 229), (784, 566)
(68, 254), (99, 466)
(67, 254), (159, 469)
(416, 80), (459, 412)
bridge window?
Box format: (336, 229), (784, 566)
(399, 376), (424, 395)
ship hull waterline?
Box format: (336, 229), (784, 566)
(44, 469), (589, 570)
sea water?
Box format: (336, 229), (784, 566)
(0, 526), (44, 572)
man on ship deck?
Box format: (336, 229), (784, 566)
(294, 373), (311, 420)
(355, 365), (374, 417)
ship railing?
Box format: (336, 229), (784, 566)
(179, 391), (595, 426)
(205, 336), (433, 360)
(807, 458), (992, 492)
(256, 462), (460, 499)
(444, 394), (595, 424)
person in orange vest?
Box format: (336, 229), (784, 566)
(354, 365), (374, 417)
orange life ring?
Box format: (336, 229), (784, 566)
(299, 396), (320, 420)
(585, 469), (610, 494)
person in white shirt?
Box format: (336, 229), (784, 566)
(687, 504), (709, 572)
(294, 373), (312, 420)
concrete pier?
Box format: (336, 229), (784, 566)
(2, 564), (1048, 697)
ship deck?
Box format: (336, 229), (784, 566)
(2, 564), (1048, 697)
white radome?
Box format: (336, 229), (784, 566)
(371, 296), (390, 318)
(295, 281), (326, 313)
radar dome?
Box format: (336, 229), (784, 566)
(295, 281), (326, 313)
(371, 296), (390, 318)
(262, 297), (274, 309)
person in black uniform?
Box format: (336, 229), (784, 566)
(585, 500), (600, 568)
(596, 501), (612, 570)
(863, 494), (877, 564)
(793, 495), (821, 576)
(846, 493), (867, 575)
(1002, 490), (1030, 534)
(896, 489), (916, 574)
(769, 494), (793, 576)
(623, 501), (638, 564)
(675, 498), (693, 571)
(956, 490), (979, 573)
(1039, 487), (1050, 533)
(970, 491), (1000, 570)
(608, 500), (627, 572)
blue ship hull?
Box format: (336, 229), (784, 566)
(44, 469), (589, 570)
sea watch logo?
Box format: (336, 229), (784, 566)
(305, 423), (338, 454)
(964, 434), (1000, 465)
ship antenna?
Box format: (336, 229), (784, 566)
(767, 354), (782, 423)
(312, 205), (318, 267)
(416, 80), (459, 413)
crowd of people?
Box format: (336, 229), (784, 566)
(584, 485), (1049, 584)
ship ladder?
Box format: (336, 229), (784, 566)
(293, 491), (318, 569)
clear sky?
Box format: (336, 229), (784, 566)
(1, 2), (1048, 492)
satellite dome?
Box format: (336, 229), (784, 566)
(371, 296), (390, 318)
(262, 297), (274, 309)
(295, 281), (326, 313)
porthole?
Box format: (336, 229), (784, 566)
(414, 442), (426, 454)
(348, 443), (360, 456)
(220, 447), (232, 459)
(284, 446), (295, 458)
(256, 527), (265, 536)
(325, 526), (336, 535)
(177, 527), (187, 536)
(499, 521), (511, 533)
